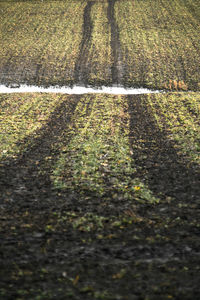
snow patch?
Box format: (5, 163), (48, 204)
(0, 84), (162, 95)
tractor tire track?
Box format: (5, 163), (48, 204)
(107, 0), (124, 85)
(74, 1), (94, 85)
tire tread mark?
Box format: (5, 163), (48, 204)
(74, 1), (95, 85)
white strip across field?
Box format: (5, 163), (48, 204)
(0, 84), (161, 95)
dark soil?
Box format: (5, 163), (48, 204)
(0, 94), (200, 300)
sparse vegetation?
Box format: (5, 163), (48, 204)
(0, 0), (199, 89)
(115, 0), (200, 90)
(0, 1), (85, 86)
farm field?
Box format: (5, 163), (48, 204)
(0, 92), (200, 299)
(0, 0), (200, 299)
(0, 0), (200, 90)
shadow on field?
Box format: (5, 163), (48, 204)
(127, 94), (200, 204)
(0, 95), (80, 207)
